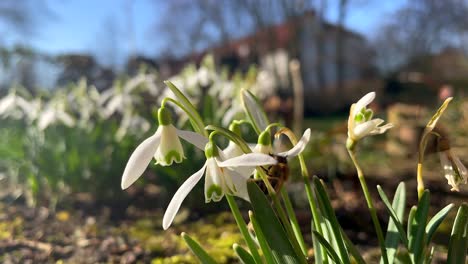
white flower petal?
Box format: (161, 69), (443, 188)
(217, 153), (277, 168)
(121, 131), (161, 189)
(353, 120), (379, 140)
(231, 171), (250, 202)
(155, 125), (185, 166)
(352, 92), (375, 117)
(369, 123), (394, 135)
(163, 163), (207, 230)
(205, 159), (225, 202)
(277, 128), (311, 157)
(223, 141), (244, 160)
(453, 156), (467, 177)
(0, 94), (15, 114)
(176, 129), (208, 150)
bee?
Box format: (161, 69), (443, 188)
(249, 154), (289, 194)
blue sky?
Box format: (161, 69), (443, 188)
(17, 0), (405, 62)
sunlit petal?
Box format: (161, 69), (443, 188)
(231, 171), (250, 202)
(277, 128), (311, 157)
(369, 123), (394, 135)
(205, 159), (224, 202)
(353, 120), (379, 140)
(176, 129), (208, 150)
(217, 153), (277, 167)
(163, 163), (207, 230)
(155, 125), (185, 166)
(121, 131), (161, 189)
(352, 92), (375, 117)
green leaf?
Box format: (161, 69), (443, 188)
(377, 184), (408, 246)
(247, 182), (302, 264)
(311, 222), (324, 264)
(340, 228), (366, 264)
(241, 89), (269, 134)
(181, 232), (217, 264)
(233, 244), (256, 264)
(249, 211), (276, 264)
(313, 231), (342, 264)
(425, 203), (454, 246)
(408, 190), (430, 263)
(407, 206), (417, 239)
(379, 182), (407, 264)
(447, 203), (468, 264)
(313, 176), (351, 264)
(164, 81), (205, 133)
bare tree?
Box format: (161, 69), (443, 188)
(374, 0), (468, 74)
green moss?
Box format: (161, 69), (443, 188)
(128, 212), (243, 263)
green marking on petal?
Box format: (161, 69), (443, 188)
(164, 150), (184, 165)
(364, 109), (373, 121)
(354, 112), (364, 122)
(206, 184), (223, 202)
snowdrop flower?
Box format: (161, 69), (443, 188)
(121, 106), (208, 189)
(254, 129), (311, 158)
(439, 151), (467, 192)
(162, 141), (278, 230)
(0, 92), (34, 120)
(37, 99), (75, 130)
(347, 92), (393, 148)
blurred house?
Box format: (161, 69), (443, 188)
(168, 11), (379, 113)
(385, 47), (468, 106)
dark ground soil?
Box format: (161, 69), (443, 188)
(0, 168), (466, 263)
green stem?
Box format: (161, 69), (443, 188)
(281, 188), (307, 255)
(164, 81), (207, 136)
(161, 97), (207, 136)
(347, 148), (388, 264)
(226, 195), (263, 264)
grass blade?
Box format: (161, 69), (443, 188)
(313, 231), (342, 264)
(247, 181), (303, 264)
(313, 176), (350, 264)
(379, 182), (407, 264)
(233, 244), (256, 264)
(425, 203), (455, 246)
(181, 232), (217, 264)
(377, 184), (408, 247)
(447, 203), (468, 264)
(340, 228), (366, 264)
(409, 190), (430, 263)
(249, 211), (276, 264)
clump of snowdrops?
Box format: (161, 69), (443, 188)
(122, 83), (467, 263)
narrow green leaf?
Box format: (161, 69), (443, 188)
(447, 203), (468, 264)
(233, 244), (256, 264)
(181, 232), (217, 264)
(425, 203), (455, 246)
(247, 182), (302, 264)
(409, 190), (430, 263)
(241, 89), (269, 134)
(164, 81), (205, 133)
(340, 228), (366, 264)
(311, 221), (324, 264)
(313, 231), (342, 264)
(380, 182), (407, 264)
(249, 211), (276, 264)
(407, 206), (417, 239)
(377, 185), (408, 246)
(313, 176), (351, 264)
